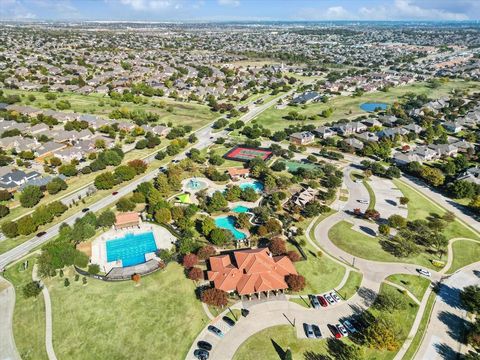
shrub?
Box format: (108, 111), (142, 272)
(287, 250), (301, 262)
(188, 267), (203, 281)
(183, 253), (198, 269)
(286, 274), (306, 292)
(64, 278), (70, 287)
(269, 237), (287, 256)
(200, 288), (228, 307)
(197, 245), (216, 260)
(22, 281), (43, 298)
(88, 264), (100, 274)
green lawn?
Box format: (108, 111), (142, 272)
(363, 180), (376, 210)
(234, 283), (419, 360)
(392, 180), (479, 241)
(329, 221), (435, 268)
(385, 274), (431, 301)
(44, 263), (208, 360)
(447, 240), (480, 274)
(254, 80), (480, 131)
(402, 291), (436, 360)
(337, 271), (363, 300)
(4, 89), (216, 129)
(4, 256), (48, 360)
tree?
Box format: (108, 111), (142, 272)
(197, 245), (216, 260)
(200, 288), (228, 307)
(388, 214), (407, 229)
(269, 237), (287, 255)
(22, 281), (43, 298)
(374, 291), (407, 311)
(94, 172), (116, 190)
(399, 197), (409, 206)
(20, 185), (43, 208)
(287, 250), (301, 262)
(46, 177), (67, 195)
(97, 210), (116, 228)
(443, 211), (456, 222)
(88, 264), (100, 274)
(209, 228), (233, 246)
(284, 348), (292, 360)
(155, 208), (172, 224)
(0, 204), (9, 218)
(364, 209), (380, 221)
(378, 224), (390, 236)
(236, 213), (251, 230)
(460, 285), (480, 314)
(420, 166), (445, 187)
(114, 165), (136, 182)
(466, 318), (480, 349)
(303, 201), (324, 218)
(188, 267), (203, 281)
(17, 215), (37, 235)
(116, 197), (136, 212)
(286, 274), (306, 292)
(365, 318), (400, 351)
(58, 164), (77, 177)
(128, 159), (147, 174)
(207, 191), (228, 212)
(200, 217), (216, 236)
(2, 221), (18, 238)
(182, 253), (198, 269)
(0, 189), (13, 201)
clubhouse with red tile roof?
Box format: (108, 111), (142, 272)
(207, 248), (297, 299)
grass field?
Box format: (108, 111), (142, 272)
(393, 180), (480, 241)
(447, 240), (480, 274)
(337, 271), (363, 300)
(4, 256), (48, 360)
(44, 263), (207, 360)
(402, 291), (436, 360)
(254, 80), (480, 131)
(329, 221), (435, 268)
(234, 283), (419, 360)
(4, 89), (216, 129)
(386, 274), (431, 301)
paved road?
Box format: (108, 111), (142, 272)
(415, 262), (480, 360)
(0, 277), (20, 360)
(0, 88), (296, 271)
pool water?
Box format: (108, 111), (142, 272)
(215, 216), (246, 240)
(239, 181), (264, 193)
(106, 231), (157, 267)
(360, 102), (388, 112)
(232, 205), (250, 213)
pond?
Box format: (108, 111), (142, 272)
(360, 102), (388, 112)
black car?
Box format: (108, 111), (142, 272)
(193, 349), (209, 360)
(312, 324), (322, 338)
(36, 231), (46, 237)
(222, 316), (235, 327)
(81, 208), (90, 213)
(197, 341), (212, 351)
(207, 325), (223, 337)
(241, 308), (250, 317)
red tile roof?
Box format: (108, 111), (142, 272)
(207, 248), (297, 295)
(115, 212), (139, 227)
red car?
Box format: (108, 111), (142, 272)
(317, 295), (328, 307)
(328, 324), (342, 339)
(112, 191), (119, 195)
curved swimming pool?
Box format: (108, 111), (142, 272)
(215, 216), (246, 241)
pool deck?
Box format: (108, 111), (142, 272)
(90, 222), (176, 273)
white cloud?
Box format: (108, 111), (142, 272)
(325, 6), (351, 20)
(218, 0), (240, 7)
(119, 0), (175, 11)
(0, 0), (37, 19)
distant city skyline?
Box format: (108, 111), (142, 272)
(1, 0), (480, 22)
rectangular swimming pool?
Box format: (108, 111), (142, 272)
(106, 231), (157, 267)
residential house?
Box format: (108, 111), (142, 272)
(412, 145), (438, 162)
(356, 132), (379, 142)
(362, 118), (382, 128)
(442, 121), (463, 134)
(457, 167), (480, 185)
(393, 152), (423, 165)
(403, 123), (423, 134)
(344, 138), (364, 150)
(53, 147), (84, 162)
(291, 91), (321, 104)
(290, 131), (315, 145)
(313, 126), (335, 139)
(35, 141), (67, 160)
(0, 170), (41, 190)
(428, 143), (458, 158)
(334, 121), (367, 136)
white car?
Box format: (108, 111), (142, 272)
(358, 199), (368, 204)
(330, 292), (341, 303)
(324, 293), (335, 305)
(417, 268), (431, 277)
(342, 320), (357, 334)
(336, 323), (349, 337)
(355, 179), (363, 183)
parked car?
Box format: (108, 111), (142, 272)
(312, 324), (322, 338)
(197, 341), (212, 351)
(328, 324), (342, 339)
(336, 323), (349, 337)
(417, 268), (431, 277)
(342, 320), (357, 334)
(303, 323), (315, 338)
(324, 293), (335, 305)
(358, 199), (368, 204)
(193, 349), (209, 360)
(310, 295), (321, 309)
(112, 191), (118, 195)
(36, 231), (46, 237)
(330, 292), (341, 302)
(81, 208), (90, 213)
(317, 295), (328, 307)
(207, 325), (223, 337)
(241, 308), (250, 317)
(222, 316), (235, 327)
(355, 179), (362, 183)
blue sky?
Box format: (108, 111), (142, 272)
(1, 0), (479, 21)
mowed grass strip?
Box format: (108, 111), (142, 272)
(447, 240), (480, 274)
(337, 271), (363, 300)
(46, 263), (208, 360)
(4, 256), (48, 360)
(385, 274), (431, 301)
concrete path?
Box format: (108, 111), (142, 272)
(0, 276), (21, 360)
(32, 265), (57, 360)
